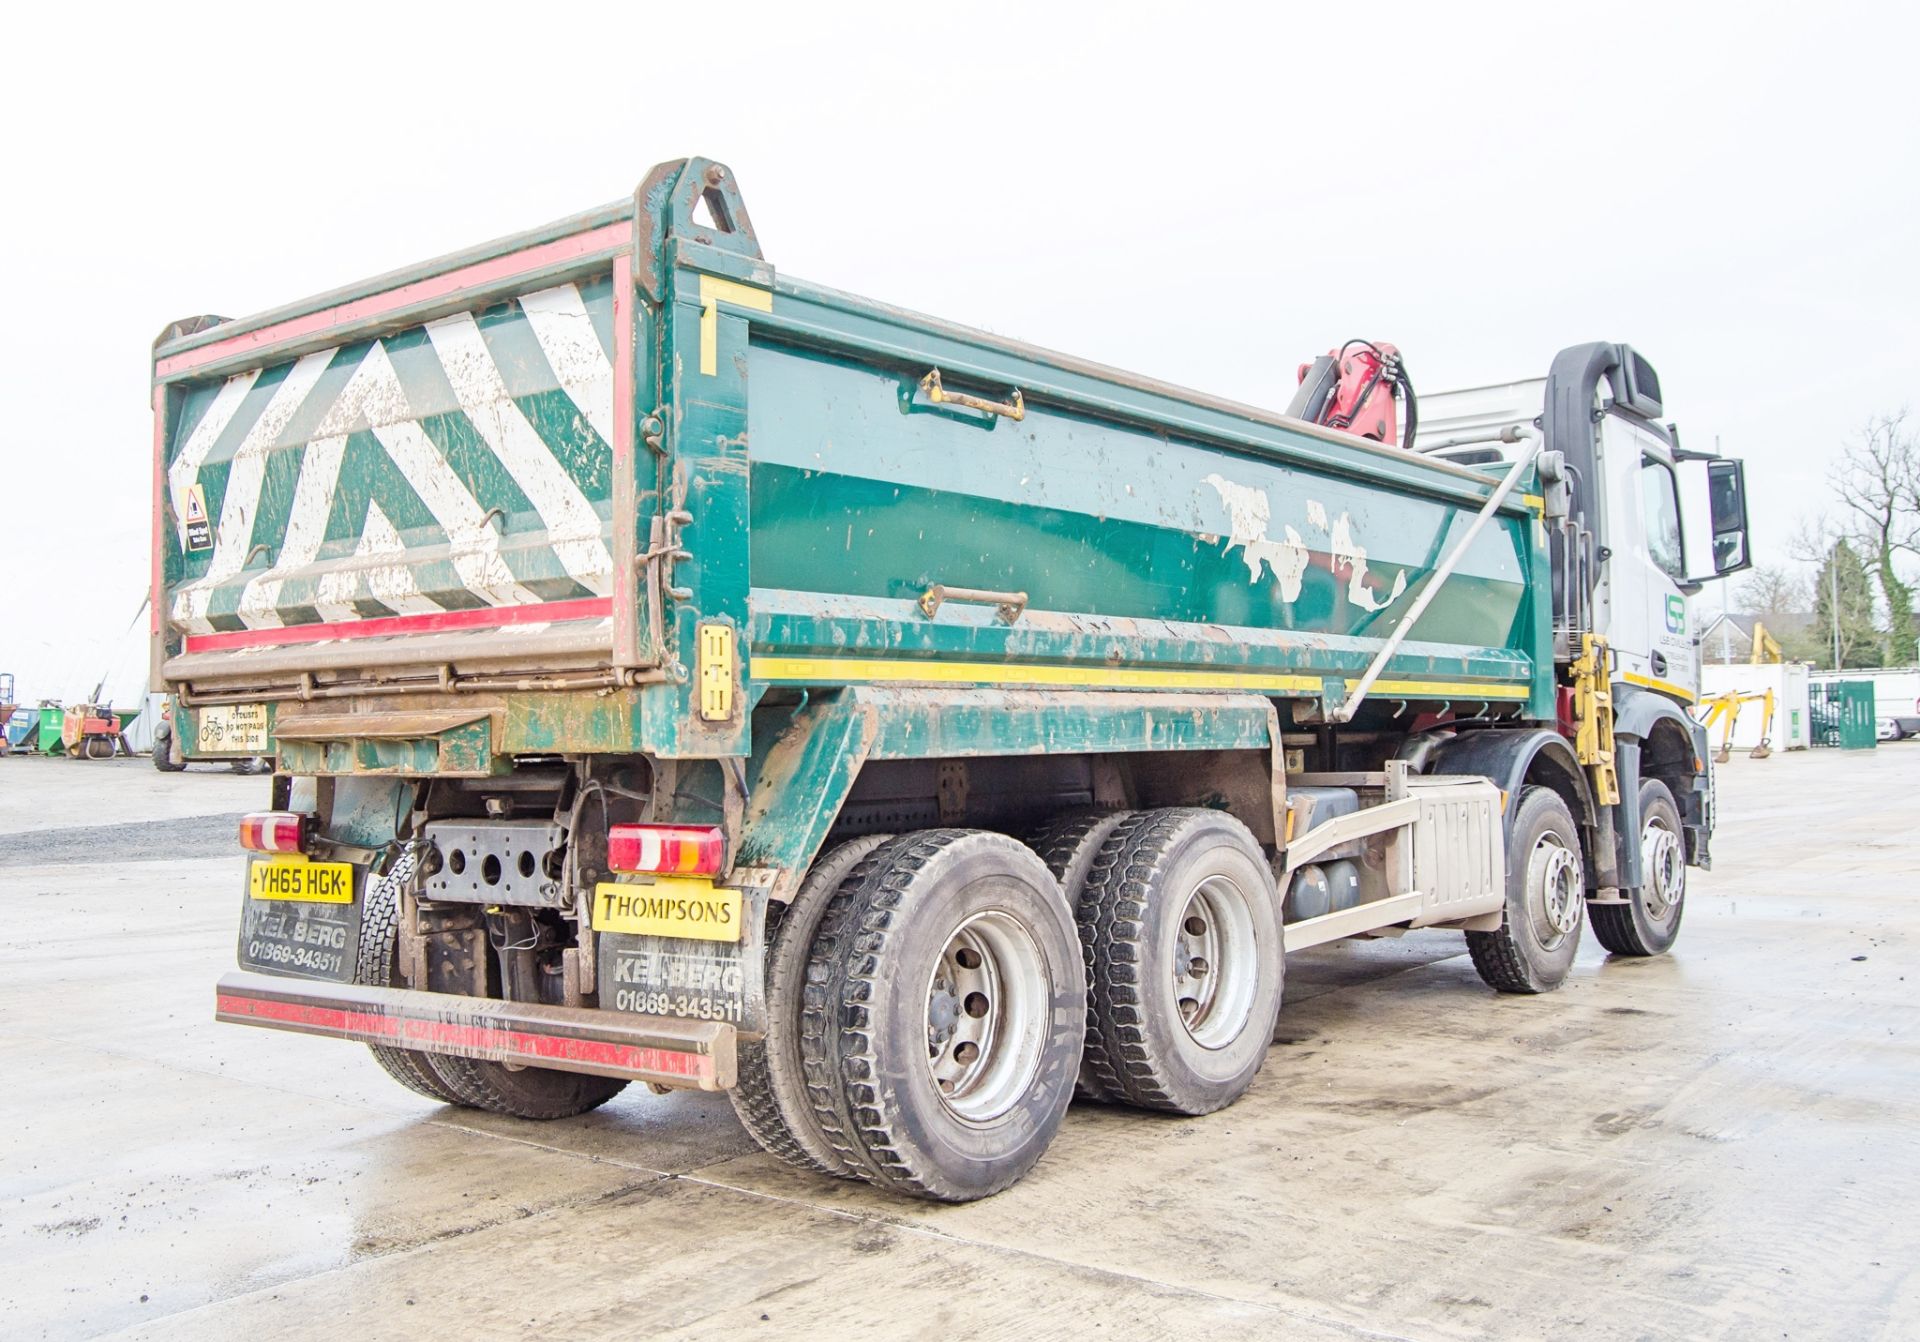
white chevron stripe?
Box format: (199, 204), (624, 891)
(167, 369), (261, 546)
(326, 343), (540, 609)
(235, 433), (348, 627)
(174, 351), (337, 633)
(426, 312), (612, 593)
(314, 500), (441, 620)
(519, 284), (616, 445)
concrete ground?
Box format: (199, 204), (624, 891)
(2, 748), (1915, 1341)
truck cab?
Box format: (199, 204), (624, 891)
(1414, 346), (1752, 709)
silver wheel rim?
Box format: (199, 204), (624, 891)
(1173, 874), (1259, 1049)
(1641, 814), (1684, 923)
(1526, 828), (1583, 951)
(925, 910), (1048, 1123)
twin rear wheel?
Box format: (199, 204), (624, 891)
(355, 852), (627, 1120)
(735, 811), (1287, 1201)
(355, 784), (1685, 1190)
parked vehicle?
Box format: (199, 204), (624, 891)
(152, 695), (268, 772)
(59, 703), (134, 759)
(163, 158), (1749, 1201)
(1833, 668), (1920, 740)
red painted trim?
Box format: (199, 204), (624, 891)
(217, 993), (713, 1081)
(155, 222), (631, 381)
(611, 251), (638, 666)
(151, 386), (168, 645)
(612, 252), (635, 467)
(182, 596), (611, 653)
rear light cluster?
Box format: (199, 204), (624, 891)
(238, 811), (310, 855)
(607, 823), (724, 877)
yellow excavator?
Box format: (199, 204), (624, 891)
(1695, 620), (1785, 761)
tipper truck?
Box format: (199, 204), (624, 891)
(162, 157), (1753, 1201)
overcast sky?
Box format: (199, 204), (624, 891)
(4, 1), (1916, 704)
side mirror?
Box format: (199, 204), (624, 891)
(1677, 456), (1752, 583)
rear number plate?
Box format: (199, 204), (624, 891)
(249, 856), (353, 903)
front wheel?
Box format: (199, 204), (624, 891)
(1591, 780), (1686, 957)
(799, 830), (1085, 1202)
(1467, 786), (1585, 994)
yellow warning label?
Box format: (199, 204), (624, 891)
(698, 623), (735, 721)
(182, 483), (214, 552)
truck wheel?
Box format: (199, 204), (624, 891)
(1467, 786), (1585, 994)
(429, 1051), (628, 1121)
(423, 879), (628, 1119)
(151, 726), (184, 772)
(1027, 810), (1132, 1103)
(1591, 780), (1686, 957)
(730, 833), (893, 1177)
(799, 830), (1084, 1201)
(354, 858), (471, 1107)
(1076, 809), (1284, 1116)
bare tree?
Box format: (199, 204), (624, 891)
(1833, 411), (1920, 663)
(1736, 565), (1808, 620)
(1738, 560), (1828, 662)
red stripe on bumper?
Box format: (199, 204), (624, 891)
(212, 972), (734, 1090)
(217, 993), (714, 1082)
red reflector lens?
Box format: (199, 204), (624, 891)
(238, 812), (308, 854)
(606, 824), (724, 877)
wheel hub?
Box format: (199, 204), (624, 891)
(1171, 875), (1259, 1050)
(1641, 816), (1684, 921)
(925, 911), (1046, 1123)
(1528, 832), (1583, 946)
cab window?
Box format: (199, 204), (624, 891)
(1640, 457), (1684, 580)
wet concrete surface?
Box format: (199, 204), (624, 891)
(2, 750), (1916, 1340)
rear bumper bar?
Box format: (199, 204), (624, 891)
(215, 970), (735, 1090)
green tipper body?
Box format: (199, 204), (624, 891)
(153, 157), (1550, 867)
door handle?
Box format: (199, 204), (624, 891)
(1650, 651), (1668, 676)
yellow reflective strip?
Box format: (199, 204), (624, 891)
(697, 275), (772, 376)
(753, 656), (1318, 692)
(1520, 493), (1545, 512)
(1621, 672), (1698, 705)
(752, 656), (1528, 699)
(1363, 678), (1529, 700)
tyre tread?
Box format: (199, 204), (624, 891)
(354, 861), (468, 1106)
(1077, 807), (1277, 1114)
(1590, 780), (1685, 957)
(1466, 786), (1582, 994)
(1025, 809), (1132, 1103)
(730, 834), (892, 1177)
(798, 830), (1073, 1201)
